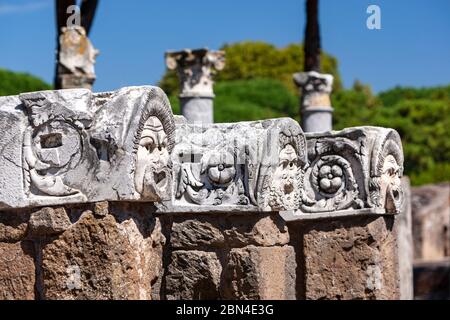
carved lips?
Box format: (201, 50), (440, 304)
(135, 116), (170, 200)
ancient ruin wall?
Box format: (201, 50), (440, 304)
(0, 86), (406, 300)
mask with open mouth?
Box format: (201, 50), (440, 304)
(134, 116), (170, 200)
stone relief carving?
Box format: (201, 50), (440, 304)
(169, 118), (307, 211)
(20, 90), (92, 203)
(134, 116), (171, 200)
(0, 86), (174, 209)
(261, 124), (307, 211)
(301, 133), (367, 213)
(369, 128), (404, 214)
(292, 127), (404, 216)
(164, 117), (404, 216)
(0, 85), (403, 216)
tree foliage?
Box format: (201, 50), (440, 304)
(159, 41), (342, 97)
(169, 78), (297, 122)
(0, 68), (51, 96)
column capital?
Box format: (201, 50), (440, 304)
(165, 48), (225, 98)
(293, 71), (334, 109)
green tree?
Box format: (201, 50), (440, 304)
(158, 41), (342, 96)
(0, 68), (52, 96)
(169, 78), (297, 123)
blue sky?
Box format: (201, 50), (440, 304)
(0, 0), (449, 93)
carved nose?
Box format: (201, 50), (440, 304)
(218, 164), (225, 171)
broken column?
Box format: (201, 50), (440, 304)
(165, 48), (225, 124)
(293, 71), (334, 132)
(55, 26), (99, 90)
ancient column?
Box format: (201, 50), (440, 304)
(294, 0), (334, 132)
(55, 26), (99, 90)
(293, 71), (334, 132)
(165, 48), (225, 124)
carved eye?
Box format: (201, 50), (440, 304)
(139, 137), (155, 149)
(280, 159), (289, 168)
(387, 167), (396, 177)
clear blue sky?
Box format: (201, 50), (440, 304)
(0, 0), (449, 93)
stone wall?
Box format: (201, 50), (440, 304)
(0, 203), (164, 300)
(0, 204), (404, 300)
(159, 212), (295, 300)
(289, 216), (399, 300)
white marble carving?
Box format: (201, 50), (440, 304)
(164, 120), (404, 216)
(1, 85), (404, 216)
(0, 86), (175, 209)
(281, 126), (404, 220)
(165, 117), (307, 212)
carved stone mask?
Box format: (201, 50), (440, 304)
(267, 144), (301, 210)
(134, 116), (170, 199)
(380, 154), (402, 213)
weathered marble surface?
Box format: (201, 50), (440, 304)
(1, 85), (404, 218)
(164, 117), (307, 212)
(165, 118), (405, 217)
(282, 126), (404, 219)
(0, 86), (175, 209)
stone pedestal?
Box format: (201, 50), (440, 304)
(289, 215), (399, 299)
(293, 71), (334, 132)
(161, 213), (295, 300)
(166, 48), (225, 124)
